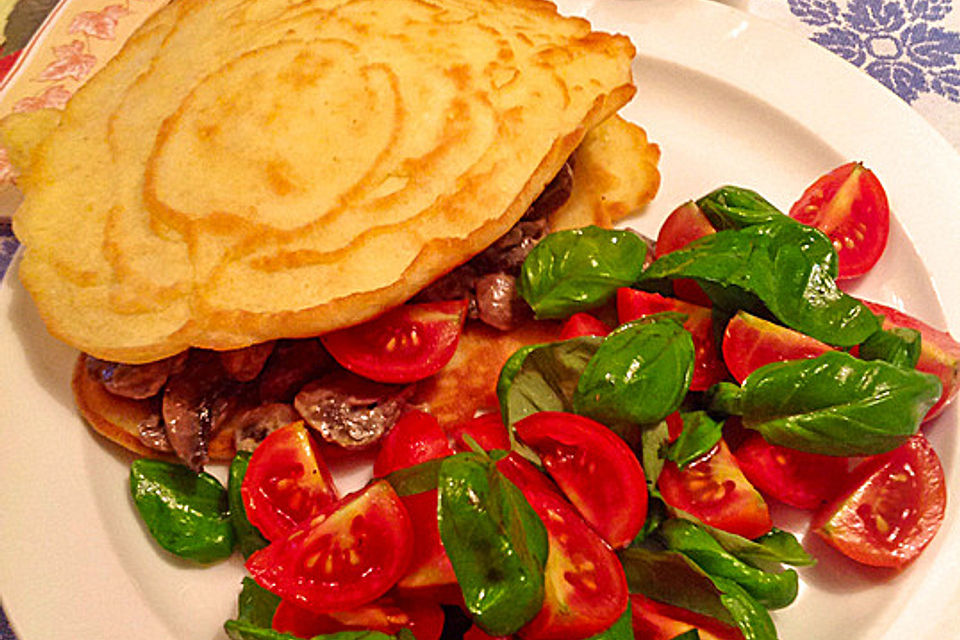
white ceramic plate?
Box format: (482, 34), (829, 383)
(2, 0), (959, 638)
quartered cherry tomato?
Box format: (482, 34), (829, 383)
(448, 412), (511, 453)
(393, 489), (459, 602)
(514, 411), (647, 549)
(812, 434), (946, 568)
(246, 480), (414, 613)
(722, 310), (835, 384)
(789, 161), (889, 279)
(272, 595), (444, 640)
(734, 433), (849, 510)
(630, 593), (744, 640)
(321, 299), (469, 383)
(617, 288), (728, 391)
(517, 488), (629, 640)
(658, 438), (772, 539)
(861, 299), (960, 421)
(653, 201), (716, 306)
(373, 410), (452, 477)
(559, 312), (611, 340)
(241, 422), (340, 541)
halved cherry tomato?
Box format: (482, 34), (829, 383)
(722, 310), (835, 383)
(516, 488), (629, 640)
(812, 434), (946, 568)
(789, 161), (889, 279)
(559, 312), (611, 340)
(321, 299), (469, 383)
(617, 288), (728, 390)
(246, 480), (414, 613)
(654, 201), (716, 306)
(272, 595), (444, 640)
(448, 412), (511, 453)
(630, 593), (744, 640)
(734, 433), (849, 510)
(861, 299), (960, 421)
(658, 438), (772, 539)
(373, 410), (452, 477)
(495, 451), (564, 499)
(241, 422), (340, 541)
(514, 411), (647, 549)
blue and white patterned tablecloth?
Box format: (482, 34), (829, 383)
(2, 1), (960, 639)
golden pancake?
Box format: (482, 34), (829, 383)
(7, 0), (638, 364)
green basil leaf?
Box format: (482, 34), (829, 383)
(666, 412), (723, 469)
(130, 459), (236, 563)
(716, 529), (816, 568)
(711, 577), (779, 640)
(519, 226), (647, 318)
(228, 453), (269, 559)
(728, 351), (941, 456)
(858, 327), (922, 369)
(225, 620), (397, 640)
(234, 577), (280, 628)
(640, 419), (672, 487)
(383, 456), (445, 497)
(658, 519), (798, 610)
(497, 336), (602, 429)
(574, 316), (694, 425)
(438, 453), (547, 636)
(586, 602), (634, 640)
(640, 221), (877, 346)
(696, 186), (789, 231)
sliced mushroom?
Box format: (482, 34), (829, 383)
(233, 402), (302, 452)
(162, 352), (242, 471)
(86, 352), (188, 399)
(219, 341), (276, 382)
(475, 273), (529, 331)
(136, 410), (173, 453)
(258, 339), (334, 403)
(294, 371), (414, 450)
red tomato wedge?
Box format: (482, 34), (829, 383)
(272, 596), (444, 640)
(559, 312), (611, 340)
(517, 489), (629, 640)
(496, 451), (564, 499)
(861, 300), (960, 421)
(629, 593), (744, 640)
(241, 422), (340, 541)
(373, 410), (452, 477)
(394, 489), (460, 602)
(654, 201), (716, 306)
(789, 161), (890, 279)
(812, 434), (946, 568)
(246, 480), (414, 613)
(617, 288), (728, 391)
(448, 412), (511, 453)
(734, 433), (849, 510)
(321, 299), (469, 383)
(658, 439), (772, 539)
(514, 411), (647, 549)
(722, 310), (835, 383)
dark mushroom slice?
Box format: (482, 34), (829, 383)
(162, 352), (242, 471)
(475, 273), (530, 331)
(219, 341), (276, 382)
(233, 402), (302, 452)
(294, 371), (414, 450)
(136, 406), (173, 453)
(258, 338), (335, 403)
(85, 352), (188, 399)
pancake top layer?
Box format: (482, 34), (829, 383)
(7, 0), (636, 363)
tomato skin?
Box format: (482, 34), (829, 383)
(516, 488), (629, 640)
(722, 311), (835, 384)
(734, 433), (849, 510)
(812, 434), (946, 568)
(617, 288), (728, 391)
(629, 593), (744, 640)
(861, 300), (960, 421)
(513, 411), (647, 549)
(394, 489), (460, 602)
(272, 596), (444, 640)
(321, 299), (469, 383)
(789, 161), (889, 279)
(658, 439), (772, 539)
(246, 480), (414, 613)
(559, 312), (611, 340)
(241, 422), (340, 542)
(448, 412), (511, 453)
(654, 201), (716, 306)
(373, 410), (453, 477)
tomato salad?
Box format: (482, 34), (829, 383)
(127, 162), (957, 640)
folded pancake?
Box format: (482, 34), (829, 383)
(6, 0), (640, 365)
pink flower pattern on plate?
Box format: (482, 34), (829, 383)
(69, 4), (131, 40)
(36, 40), (97, 82)
(13, 84), (72, 112)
